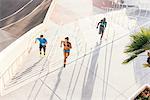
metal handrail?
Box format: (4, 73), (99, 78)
(0, 30), (41, 76)
(0, 25), (46, 94)
(101, 2), (150, 17)
(1, 21), (85, 90)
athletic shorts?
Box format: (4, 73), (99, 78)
(64, 50), (70, 53)
(99, 26), (105, 34)
(39, 45), (46, 52)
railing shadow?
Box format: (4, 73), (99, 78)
(10, 58), (43, 83)
(49, 67), (64, 100)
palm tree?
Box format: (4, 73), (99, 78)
(123, 28), (150, 64)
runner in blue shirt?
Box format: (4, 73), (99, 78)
(35, 35), (47, 55)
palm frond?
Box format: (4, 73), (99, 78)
(125, 29), (150, 53)
(143, 42), (150, 50)
(123, 49), (145, 64)
(123, 28), (150, 64)
(123, 54), (137, 64)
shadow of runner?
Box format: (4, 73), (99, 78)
(81, 42), (101, 100)
(70, 45), (87, 100)
(65, 58), (78, 100)
(49, 67), (64, 100)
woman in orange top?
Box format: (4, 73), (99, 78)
(60, 37), (72, 68)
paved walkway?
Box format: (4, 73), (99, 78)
(0, 13), (145, 100)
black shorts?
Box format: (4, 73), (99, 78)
(39, 45), (46, 52)
(99, 26), (105, 34)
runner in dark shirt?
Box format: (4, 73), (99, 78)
(97, 18), (107, 40)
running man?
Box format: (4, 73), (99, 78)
(96, 18), (107, 40)
(60, 37), (72, 68)
(35, 35), (47, 55)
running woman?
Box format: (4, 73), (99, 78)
(35, 35), (47, 55)
(60, 37), (72, 68)
(97, 18), (107, 40)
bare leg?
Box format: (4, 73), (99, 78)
(64, 52), (67, 67)
(101, 32), (104, 39)
(64, 52), (69, 68)
(39, 46), (42, 55)
(43, 46), (46, 55)
(101, 27), (105, 39)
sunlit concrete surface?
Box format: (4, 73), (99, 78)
(48, 0), (93, 25)
(0, 0), (150, 100)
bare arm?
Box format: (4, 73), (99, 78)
(70, 43), (72, 49)
(45, 38), (48, 45)
(104, 22), (107, 28)
(35, 38), (38, 43)
(60, 41), (64, 47)
(97, 22), (101, 28)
